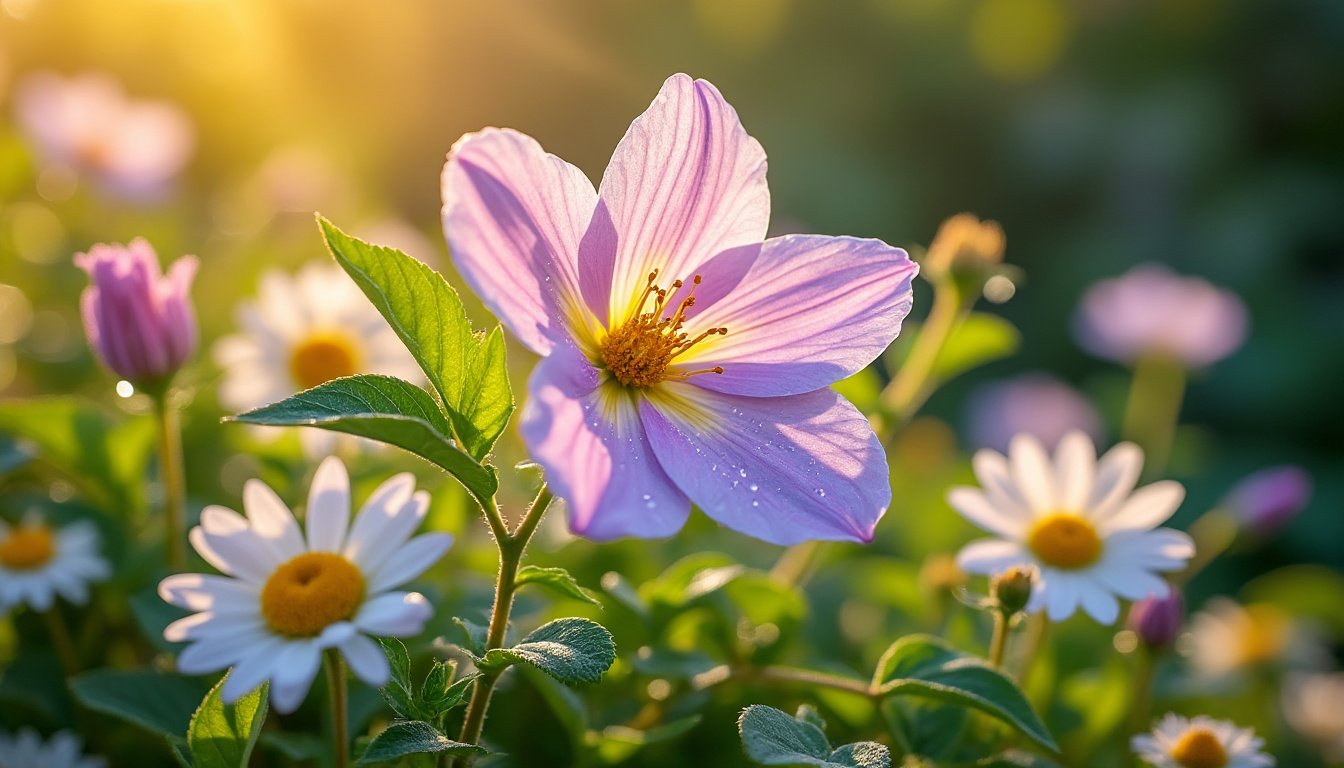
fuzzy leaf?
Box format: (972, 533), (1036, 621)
(516, 565), (601, 606)
(319, 216), (513, 460)
(738, 705), (890, 768)
(477, 618), (616, 686)
(873, 635), (1056, 753)
(357, 720), (483, 764)
(187, 674), (269, 768)
(231, 374), (496, 498)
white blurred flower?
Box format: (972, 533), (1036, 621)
(159, 457), (452, 714)
(1186, 598), (1292, 677)
(213, 263), (421, 455)
(0, 728), (105, 768)
(952, 431), (1193, 624)
(14, 71), (194, 200)
(1074, 263), (1248, 368)
(0, 517), (109, 612)
(1131, 713), (1273, 768)
(1284, 673), (1344, 762)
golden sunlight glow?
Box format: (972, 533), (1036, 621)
(260, 552), (364, 637)
(0, 525), (56, 570)
(970, 0), (1070, 82)
(1028, 513), (1101, 569)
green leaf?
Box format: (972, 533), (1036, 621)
(187, 674), (269, 768)
(357, 720), (483, 765)
(420, 665), (475, 714)
(517, 565), (602, 606)
(378, 638), (415, 718)
(0, 397), (154, 517)
(738, 705), (890, 768)
(478, 618), (616, 686)
(931, 312), (1020, 382)
(452, 617), (489, 656)
(231, 374), (497, 498)
(319, 216), (513, 460)
(71, 668), (210, 738)
(872, 635), (1056, 753)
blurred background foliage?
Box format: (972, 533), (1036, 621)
(1, 0), (1342, 766)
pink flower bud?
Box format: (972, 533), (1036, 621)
(76, 239), (198, 386)
(1228, 466), (1312, 538)
(1128, 589), (1184, 649)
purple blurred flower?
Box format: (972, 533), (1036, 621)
(441, 73), (918, 544)
(14, 71), (194, 200)
(1227, 465), (1312, 537)
(965, 373), (1103, 453)
(1128, 589), (1184, 649)
(76, 239), (198, 385)
(1074, 263), (1248, 368)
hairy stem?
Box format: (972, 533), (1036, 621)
(325, 650), (349, 768)
(455, 484), (554, 764)
(988, 610), (1010, 669)
(152, 391), (187, 571)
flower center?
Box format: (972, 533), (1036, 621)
(1027, 513), (1102, 569)
(1237, 604), (1289, 666)
(599, 271), (727, 388)
(289, 332), (360, 390)
(260, 552), (364, 637)
(0, 526), (55, 570)
(1170, 727), (1228, 768)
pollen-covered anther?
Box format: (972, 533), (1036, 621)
(599, 272), (728, 388)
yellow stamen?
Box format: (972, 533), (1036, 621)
(260, 552), (364, 637)
(599, 272), (727, 388)
(0, 526), (55, 570)
(1170, 727), (1228, 768)
(289, 331), (360, 390)
(1027, 513), (1102, 569)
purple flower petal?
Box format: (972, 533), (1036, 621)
(581, 74), (769, 328)
(442, 128), (598, 354)
(639, 385), (889, 545)
(521, 342), (690, 540)
(676, 234), (917, 396)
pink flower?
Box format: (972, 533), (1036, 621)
(1073, 263), (1248, 368)
(76, 239), (198, 385)
(1128, 589), (1184, 649)
(965, 373), (1103, 453)
(441, 74), (917, 544)
(14, 71), (194, 200)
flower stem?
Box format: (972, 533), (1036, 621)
(455, 484), (554, 764)
(1126, 647), (1157, 737)
(151, 391), (187, 571)
(881, 280), (969, 426)
(325, 650), (349, 768)
(44, 606), (80, 676)
(1121, 354), (1186, 477)
(987, 610), (1010, 669)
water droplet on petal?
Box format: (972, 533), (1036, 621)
(738, 468), (748, 478)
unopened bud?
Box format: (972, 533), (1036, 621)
(991, 565), (1036, 616)
(1227, 466), (1312, 538)
(923, 213), (1005, 287)
(1127, 589), (1184, 649)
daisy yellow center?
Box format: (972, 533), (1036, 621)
(599, 271), (727, 388)
(1170, 727), (1228, 768)
(1027, 513), (1102, 569)
(289, 332), (360, 390)
(1236, 604), (1289, 666)
(0, 527), (55, 570)
(260, 552), (364, 637)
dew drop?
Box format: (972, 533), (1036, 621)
(738, 468), (748, 478)
(748, 483), (758, 492)
(814, 488), (826, 498)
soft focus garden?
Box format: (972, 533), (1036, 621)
(0, 2), (1341, 767)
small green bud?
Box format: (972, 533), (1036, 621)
(991, 565), (1036, 616)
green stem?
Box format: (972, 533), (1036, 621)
(1126, 648), (1157, 739)
(152, 391), (187, 572)
(880, 280), (969, 426)
(455, 484), (554, 765)
(326, 650), (349, 768)
(987, 610), (1009, 669)
(44, 606), (80, 676)
(1121, 354), (1186, 477)
(1173, 508), (1238, 586)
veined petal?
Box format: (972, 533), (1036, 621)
(583, 74), (769, 327)
(520, 343), (690, 540)
(677, 235), (917, 396)
(306, 456), (350, 552)
(442, 127), (598, 354)
(343, 473), (416, 566)
(640, 384), (889, 545)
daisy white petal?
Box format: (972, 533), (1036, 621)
(306, 456), (351, 552)
(339, 634), (391, 687)
(367, 533), (454, 593)
(0, 518), (110, 612)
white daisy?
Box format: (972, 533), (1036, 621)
(212, 262), (421, 454)
(0, 516), (110, 612)
(0, 728), (105, 768)
(1185, 598), (1290, 677)
(951, 430), (1194, 624)
(1132, 713), (1273, 768)
(158, 456), (452, 713)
